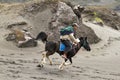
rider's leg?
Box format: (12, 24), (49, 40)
(61, 40), (72, 59)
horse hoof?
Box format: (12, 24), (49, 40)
(50, 63), (52, 65)
(37, 64), (44, 67)
(64, 62), (71, 66)
(59, 66), (63, 70)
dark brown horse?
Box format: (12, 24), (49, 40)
(36, 32), (91, 70)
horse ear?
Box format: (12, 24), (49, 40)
(79, 37), (83, 40)
(85, 37), (87, 40)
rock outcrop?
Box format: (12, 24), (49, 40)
(22, 1), (100, 44)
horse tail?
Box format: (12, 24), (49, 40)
(35, 31), (48, 43)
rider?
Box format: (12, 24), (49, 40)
(60, 23), (80, 59)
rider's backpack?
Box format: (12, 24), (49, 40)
(60, 26), (74, 35)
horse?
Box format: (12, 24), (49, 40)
(36, 32), (91, 70)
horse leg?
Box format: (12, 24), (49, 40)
(37, 52), (47, 67)
(42, 51), (53, 65)
(59, 59), (67, 70)
(64, 58), (72, 66)
(41, 53), (47, 64)
(46, 52), (53, 65)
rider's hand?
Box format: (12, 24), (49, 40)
(74, 42), (78, 45)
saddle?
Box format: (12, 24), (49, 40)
(59, 42), (78, 52)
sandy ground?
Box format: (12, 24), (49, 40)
(0, 6), (120, 80)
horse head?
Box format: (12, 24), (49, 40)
(79, 37), (91, 51)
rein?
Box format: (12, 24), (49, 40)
(73, 42), (81, 54)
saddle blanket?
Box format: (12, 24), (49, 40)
(59, 43), (66, 51)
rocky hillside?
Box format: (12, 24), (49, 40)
(1, 0), (120, 45)
(20, 1), (100, 44)
(0, 1), (120, 80)
(83, 6), (120, 30)
(0, 0), (30, 3)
